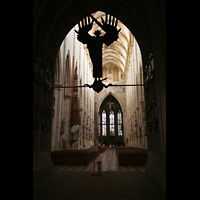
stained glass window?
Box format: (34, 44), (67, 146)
(102, 125), (106, 136)
(118, 125), (122, 136)
(109, 110), (115, 136)
(102, 110), (106, 124)
(118, 110), (122, 124)
(99, 114), (101, 136)
(109, 110), (114, 124)
(102, 110), (106, 136)
(110, 125), (115, 136)
(118, 110), (122, 136)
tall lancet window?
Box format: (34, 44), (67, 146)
(109, 110), (115, 136)
(99, 114), (101, 136)
(102, 110), (107, 136)
(118, 110), (122, 136)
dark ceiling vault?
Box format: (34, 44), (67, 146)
(33, 0), (166, 68)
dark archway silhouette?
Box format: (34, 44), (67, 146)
(33, 0), (166, 65)
(33, 0), (166, 190)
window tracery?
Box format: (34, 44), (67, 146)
(102, 110), (106, 136)
(118, 110), (122, 136)
(109, 110), (115, 136)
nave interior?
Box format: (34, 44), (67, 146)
(33, 0), (166, 194)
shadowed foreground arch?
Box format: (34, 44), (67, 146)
(33, 0), (165, 65)
(33, 0), (166, 191)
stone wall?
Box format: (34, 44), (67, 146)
(51, 28), (95, 151)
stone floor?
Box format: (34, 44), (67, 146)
(33, 148), (166, 200)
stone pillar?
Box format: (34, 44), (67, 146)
(144, 20), (166, 191)
(33, 57), (53, 182)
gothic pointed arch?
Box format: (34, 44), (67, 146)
(97, 92), (125, 113)
(99, 94), (124, 146)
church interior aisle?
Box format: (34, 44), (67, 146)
(53, 148), (145, 172)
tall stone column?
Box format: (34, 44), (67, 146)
(143, 34), (166, 191)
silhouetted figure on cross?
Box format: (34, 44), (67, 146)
(75, 14), (121, 80)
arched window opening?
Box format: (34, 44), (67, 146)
(118, 110), (123, 136)
(99, 114), (101, 136)
(102, 110), (106, 136)
(99, 94), (123, 145)
(109, 110), (115, 136)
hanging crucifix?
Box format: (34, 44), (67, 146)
(107, 100), (114, 111)
(75, 13), (121, 92)
(54, 13), (144, 92)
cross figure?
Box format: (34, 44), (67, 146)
(75, 13), (121, 79)
(107, 100), (114, 110)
